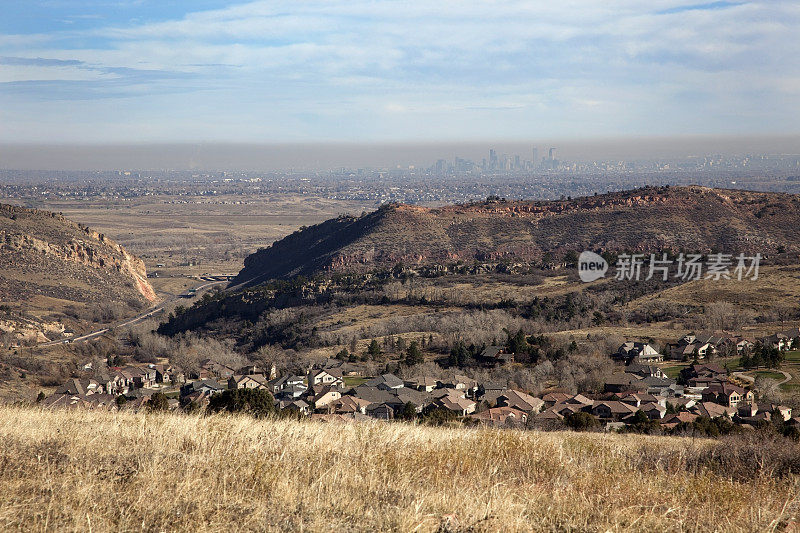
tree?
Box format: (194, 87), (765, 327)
(755, 376), (782, 405)
(422, 407), (458, 426)
(207, 388), (276, 418)
(396, 337), (407, 352)
(564, 412), (598, 431)
(145, 392), (170, 412)
(398, 402), (417, 421)
(367, 339), (382, 360)
(405, 341), (424, 366)
(739, 352), (752, 369)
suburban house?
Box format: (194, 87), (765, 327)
(228, 374), (269, 390)
(365, 374), (405, 390)
(591, 401), (638, 421)
(701, 383), (754, 408)
(181, 379), (224, 397)
(469, 406), (528, 426)
(308, 368), (345, 388)
(434, 393), (477, 416)
(497, 390), (544, 414)
(660, 411), (699, 429)
(614, 342), (663, 363)
(761, 333), (792, 351)
(310, 385), (342, 411)
(541, 392), (571, 407)
(604, 373), (645, 394)
(479, 345), (514, 366)
(332, 395), (372, 415)
(55, 378), (102, 396)
(625, 363), (666, 379)
(405, 376), (438, 392)
(200, 359), (236, 380)
(639, 402), (667, 420)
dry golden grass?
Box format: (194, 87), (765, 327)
(629, 265), (800, 318)
(0, 406), (797, 532)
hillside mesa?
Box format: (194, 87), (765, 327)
(231, 185), (800, 288)
(0, 405), (797, 532)
(0, 203), (156, 343)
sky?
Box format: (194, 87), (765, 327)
(1, 1), (799, 148)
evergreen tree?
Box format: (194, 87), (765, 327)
(367, 339), (382, 360)
(405, 341), (424, 366)
(207, 388), (276, 418)
(145, 392), (170, 412)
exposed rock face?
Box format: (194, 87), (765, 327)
(0, 204), (157, 339)
(0, 229), (156, 303)
(231, 186), (800, 288)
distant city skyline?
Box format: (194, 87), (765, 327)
(1, 1), (799, 143)
(1, 135), (799, 171)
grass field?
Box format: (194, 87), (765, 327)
(343, 376), (368, 387)
(0, 406), (798, 532)
(661, 364), (686, 379)
(752, 370), (786, 381)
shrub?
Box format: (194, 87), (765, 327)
(207, 388), (276, 418)
(564, 412), (598, 431)
(145, 392), (170, 412)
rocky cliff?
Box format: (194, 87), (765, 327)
(0, 203), (157, 343)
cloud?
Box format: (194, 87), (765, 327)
(0, 0), (798, 141)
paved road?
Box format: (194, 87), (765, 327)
(733, 369), (793, 386)
(38, 279), (226, 347)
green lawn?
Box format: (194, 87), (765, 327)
(784, 350), (800, 363)
(344, 376), (369, 387)
(661, 365), (685, 379)
(751, 370), (785, 381)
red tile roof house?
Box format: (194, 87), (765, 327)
(660, 412), (699, 430)
(534, 407), (565, 421)
(469, 406), (528, 427)
(541, 392), (571, 407)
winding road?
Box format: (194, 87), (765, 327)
(732, 369), (793, 386)
(38, 279), (227, 347)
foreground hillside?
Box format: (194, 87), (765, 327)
(0, 406), (797, 532)
(0, 203), (156, 344)
(232, 186), (800, 286)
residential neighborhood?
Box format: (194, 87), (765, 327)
(37, 326), (800, 436)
